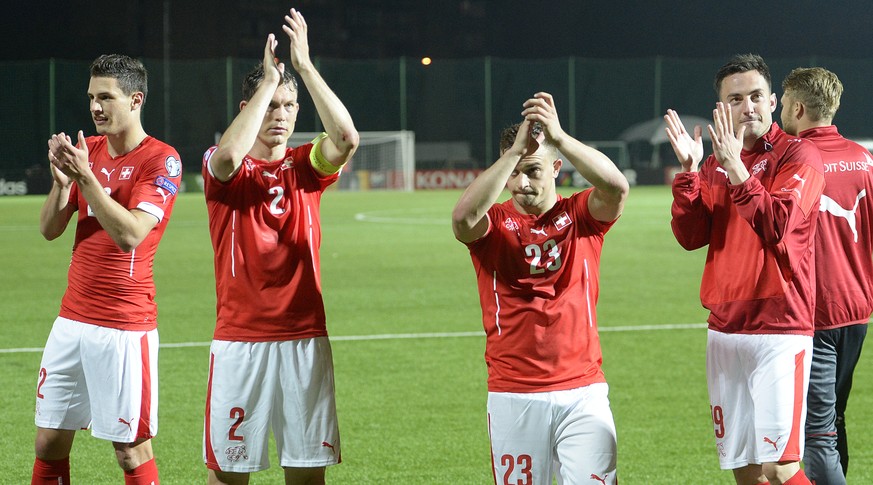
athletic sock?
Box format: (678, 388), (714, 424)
(782, 469), (813, 485)
(123, 458), (159, 485)
(32, 456), (70, 485)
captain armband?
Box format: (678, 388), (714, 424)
(309, 133), (345, 175)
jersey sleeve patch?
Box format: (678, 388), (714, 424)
(165, 155), (182, 177)
(154, 175), (178, 195)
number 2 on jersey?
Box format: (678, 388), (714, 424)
(229, 407), (245, 441)
(267, 186), (286, 215)
(524, 239), (562, 275)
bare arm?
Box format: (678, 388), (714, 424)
(283, 8), (359, 172)
(452, 119), (535, 243)
(209, 35), (285, 182)
(47, 131), (157, 252)
(523, 92), (628, 222)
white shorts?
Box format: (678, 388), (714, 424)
(487, 383), (617, 485)
(204, 337), (340, 473)
(35, 317), (159, 442)
(706, 330), (812, 469)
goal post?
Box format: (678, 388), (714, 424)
(287, 131), (415, 191)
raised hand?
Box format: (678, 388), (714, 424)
(48, 131), (90, 183)
(708, 102), (744, 169)
(664, 109), (703, 173)
(282, 8), (311, 72)
(521, 92), (565, 146)
(262, 33), (285, 86)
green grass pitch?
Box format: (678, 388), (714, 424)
(2, 186), (872, 483)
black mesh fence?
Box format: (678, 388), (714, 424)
(4, 56), (872, 193)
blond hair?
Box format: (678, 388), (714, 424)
(781, 67), (843, 122)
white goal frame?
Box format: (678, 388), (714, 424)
(288, 131), (415, 191)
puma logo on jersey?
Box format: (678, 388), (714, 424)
(101, 167), (116, 181)
(322, 441), (336, 454)
(763, 436), (781, 450)
(590, 473), (608, 484)
(530, 227), (547, 236)
(156, 187), (169, 204)
(792, 173), (807, 188)
(781, 173), (807, 198)
(118, 417), (133, 432)
(821, 190), (866, 242)
(262, 170), (278, 179)
(715, 167), (729, 178)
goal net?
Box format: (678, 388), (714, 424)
(288, 131), (415, 191)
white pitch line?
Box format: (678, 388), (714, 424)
(0, 323), (708, 354)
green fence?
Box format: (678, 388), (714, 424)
(3, 56), (872, 192)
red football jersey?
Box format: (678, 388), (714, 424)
(59, 135), (182, 330)
(672, 123), (825, 335)
(203, 143), (339, 342)
(465, 189), (615, 393)
(802, 125), (873, 329)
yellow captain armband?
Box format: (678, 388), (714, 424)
(309, 133), (345, 175)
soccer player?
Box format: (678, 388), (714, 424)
(452, 92), (629, 484)
(34, 54), (182, 485)
(201, 8), (358, 485)
(780, 67), (873, 485)
(666, 54), (824, 485)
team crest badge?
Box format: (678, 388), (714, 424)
(224, 444), (249, 462)
(503, 217), (519, 232)
(553, 211), (572, 230)
(120, 166), (134, 180)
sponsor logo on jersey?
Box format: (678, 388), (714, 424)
(322, 441), (336, 454)
(763, 435), (781, 450)
(100, 167), (116, 181)
(120, 166), (134, 180)
(164, 155), (182, 177)
(715, 167), (729, 179)
(530, 227), (547, 236)
(553, 211), (572, 231)
(154, 175), (178, 195)
(590, 474), (608, 485)
(224, 444), (249, 462)
(118, 417), (134, 432)
(262, 170), (279, 180)
(781, 173), (806, 198)
(821, 190), (866, 243)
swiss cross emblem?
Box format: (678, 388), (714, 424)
(553, 211), (572, 231)
(120, 166), (134, 180)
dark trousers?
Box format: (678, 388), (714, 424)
(804, 324), (867, 485)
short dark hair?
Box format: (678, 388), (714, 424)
(499, 122), (547, 155)
(241, 65), (298, 102)
(90, 54), (148, 105)
(713, 53), (771, 97)
(500, 121), (560, 158)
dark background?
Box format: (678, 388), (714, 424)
(2, 0), (870, 61)
(3, 1), (872, 190)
